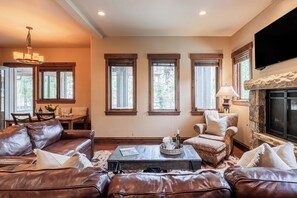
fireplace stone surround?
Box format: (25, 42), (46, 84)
(244, 71), (297, 154)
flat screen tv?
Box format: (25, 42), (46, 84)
(255, 7), (297, 70)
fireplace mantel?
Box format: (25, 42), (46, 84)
(245, 71), (297, 90)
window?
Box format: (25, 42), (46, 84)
(148, 54), (180, 115)
(3, 63), (35, 119)
(105, 54), (137, 115)
(37, 63), (75, 103)
(14, 68), (34, 112)
(190, 54), (223, 115)
(232, 42), (253, 105)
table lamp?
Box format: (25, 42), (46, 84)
(216, 85), (239, 113)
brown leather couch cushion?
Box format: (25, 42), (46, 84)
(0, 125), (33, 156)
(108, 171), (231, 198)
(26, 119), (63, 149)
(0, 167), (110, 198)
(224, 166), (297, 198)
(44, 138), (92, 158)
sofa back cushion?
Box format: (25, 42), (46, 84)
(26, 119), (63, 149)
(224, 167), (297, 198)
(0, 167), (110, 197)
(108, 171), (231, 198)
(0, 125), (33, 156)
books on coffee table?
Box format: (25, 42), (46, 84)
(120, 147), (139, 156)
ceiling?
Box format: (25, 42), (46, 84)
(0, 0), (90, 48)
(70, 0), (274, 37)
(0, 0), (274, 48)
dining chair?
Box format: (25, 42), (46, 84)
(11, 113), (32, 125)
(36, 112), (56, 121)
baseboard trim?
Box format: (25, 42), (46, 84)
(234, 140), (250, 152)
(95, 137), (191, 144)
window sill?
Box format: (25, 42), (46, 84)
(105, 110), (137, 116)
(232, 100), (250, 106)
(148, 111), (181, 116)
(191, 108), (222, 115)
(191, 111), (204, 116)
(37, 99), (76, 104)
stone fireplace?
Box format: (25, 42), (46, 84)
(244, 71), (297, 154)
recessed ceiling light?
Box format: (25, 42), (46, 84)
(98, 11), (105, 16)
(199, 10), (207, 16)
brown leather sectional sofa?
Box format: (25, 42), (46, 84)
(1, 166), (296, 197)
(0, 119), (94, 166)
(1, 120), (297, 197)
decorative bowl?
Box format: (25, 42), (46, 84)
(160, 143), (184, 155)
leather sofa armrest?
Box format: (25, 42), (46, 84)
(224, 167), (297, 197)
(62, 130), (95, 140)
(0, 156), (35, 166)
(194, 123), (206, 135)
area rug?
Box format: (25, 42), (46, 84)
(92, 150), (239, 172)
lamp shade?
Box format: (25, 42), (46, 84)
(216, 85), (239, 98)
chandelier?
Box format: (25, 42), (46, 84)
(13, 26), (44, 64)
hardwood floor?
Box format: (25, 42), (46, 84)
(94, 141), (246, 158)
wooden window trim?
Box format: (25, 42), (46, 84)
(105, 54), (137, 116)
(232, 42), (253, 106)
(37, 62), (76, 104)
(148, 54), (180, 116)
(190, 54), (223, 115)
(3, 62), (36, 114)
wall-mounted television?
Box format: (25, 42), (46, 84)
(255, 7), (297, 70)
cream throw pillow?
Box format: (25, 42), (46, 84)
(62, 152), (93, 169)
(34, 149), (70, 169)
(258, 143), (291, 170)
(237, 144), (264, 167)
(72, 107), (88, 116)
(205, 115), (228, 136)
(204, 110), (220, 126)
(272, 143), (297, 169)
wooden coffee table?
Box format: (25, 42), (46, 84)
(107, 145), (201, 171)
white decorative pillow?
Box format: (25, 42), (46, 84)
(237, 144), (264, 167)
(258, 143), (291, 170)
(62, 152), (93, 170)
(204, 110), (220, 126)
(60, 107), (72, 114)
(205, 115), (228, 136)
(272, 143), (297, 169)
(34, 149), (70, 169)
(71, 107), (88, 116)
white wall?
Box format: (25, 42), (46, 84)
(91, 36), (232, 137)
(231, 0), (297, 147)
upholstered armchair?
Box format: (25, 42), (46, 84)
(193, 112), (238, 157)
(184, 110), (238, 166)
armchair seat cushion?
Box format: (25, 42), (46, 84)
(199, 134), (225, 142)
(184, 137), (226, 153)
